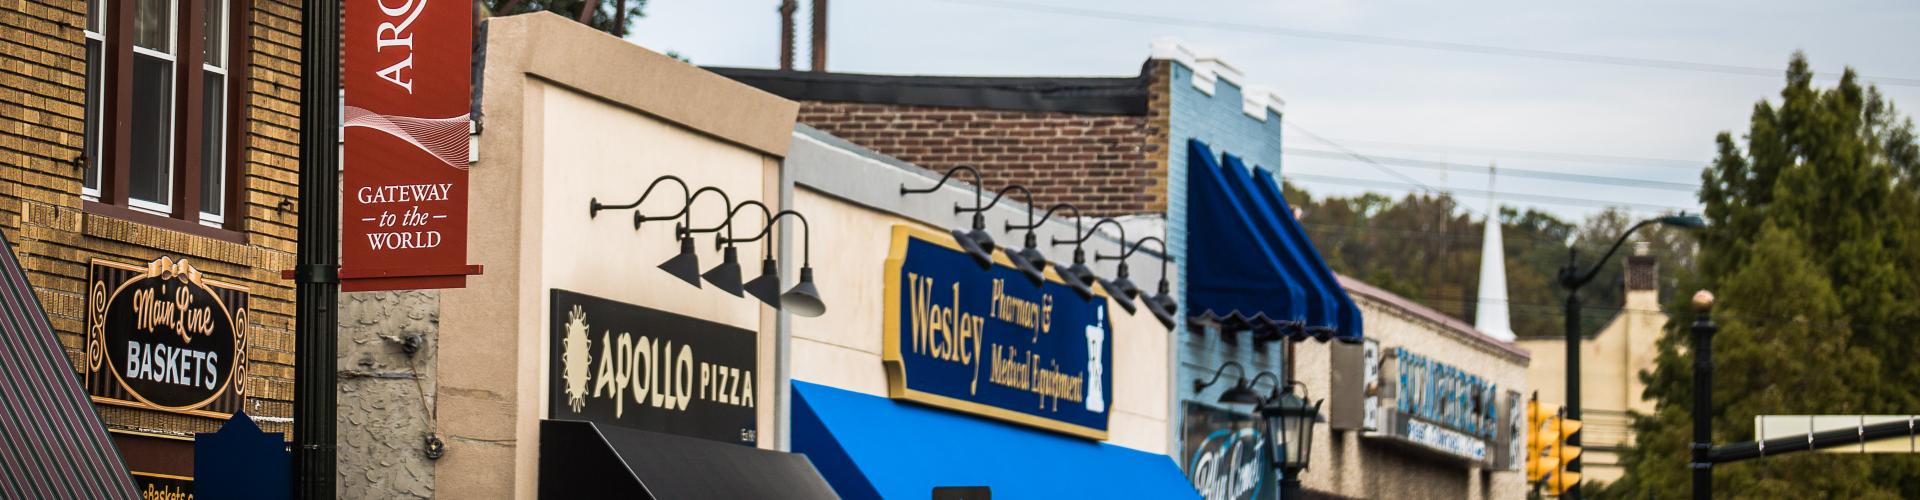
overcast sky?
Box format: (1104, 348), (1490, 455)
(622, 0), (1920, 224)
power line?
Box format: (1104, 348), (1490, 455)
(1284, 172), (1698, 212)
(927, 0), (1920, 88)
(1309, 138), (1706, 169)
(1284, 148), (1701, 191)
(1283, 122), (1489, 219)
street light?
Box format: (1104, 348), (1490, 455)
(1260, 381), (1323, 500)
(1556, 211), (1704, 499)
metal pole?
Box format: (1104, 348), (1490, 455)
(1689, 299), (1716, 500)
(1280, 466), (1302, 500)
(1560, 250), (1582, 500)
(294, 0), (341, 496)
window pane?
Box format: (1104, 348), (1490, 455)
(134, 0), (171, 53)
(131, 53), (173, 208)
(200, 72), (225, 218)
(84, 39), (104, 195)
(87, 0), (104, 33)
(202, 0), (224, 67)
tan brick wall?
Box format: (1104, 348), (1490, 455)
(0, 0), (302, 437)
(796, 62), (1170, 217)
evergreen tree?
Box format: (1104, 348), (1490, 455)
(1600, 53), (1920, 498)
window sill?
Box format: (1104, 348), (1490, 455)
(83, 200), (247, 245)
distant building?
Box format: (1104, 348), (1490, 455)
(1515, 243), (1667, 485)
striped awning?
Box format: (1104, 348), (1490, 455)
(0, 231), (137, 499)
(1185, 139), (1363, 343)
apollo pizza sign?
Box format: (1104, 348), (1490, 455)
(342, 0), (481, 291)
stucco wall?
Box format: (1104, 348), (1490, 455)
(783, 130), (1175, 454)
(1294, 284), (1531, 500)
(1514, 286), (1666, 484)
(338, 290), (440, 498)
(438, 13), (799, 499)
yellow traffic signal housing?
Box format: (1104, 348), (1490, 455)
(1544, 411), (1584, 496)
(1524, 395), (1554, 483)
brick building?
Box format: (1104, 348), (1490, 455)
(712, 62), (1177, 218)
(0, 0), (305, 491)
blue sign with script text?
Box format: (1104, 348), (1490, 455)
(883, 226), (1115, 439)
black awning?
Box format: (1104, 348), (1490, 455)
(539, 420), (839, 500)
(0, 231), (137, 499)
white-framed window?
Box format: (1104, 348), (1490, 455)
(84, 0), (247, 235)
(128, 0), (178, 216)
(82, 0), (107, 200)
(199, 0), (229, 226)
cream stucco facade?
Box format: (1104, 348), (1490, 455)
(1516, 251), (1667, 485)
(1291, 277), (1533, 500)
(437, 13), (798, 499)
(781, 129), (1178, 454)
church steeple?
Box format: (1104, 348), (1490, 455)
(1475, 168), (1515, 341)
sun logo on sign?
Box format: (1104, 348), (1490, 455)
(562, 305), (593, 413)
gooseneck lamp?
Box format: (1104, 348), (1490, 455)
(1052, 217), (1136, 314)
(1194, 361), (1271, 407)
(720, 201), (784, 309)
(722, 208), (827, 317)
(964, 184), (1048, 285)
(1097, 236), (1178, 329)
(1013, 203), (1093, 299)
(899, 166), (997, 269)
(655, 186), (733, 289)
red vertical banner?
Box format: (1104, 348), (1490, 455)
(342, 0), (482, 291)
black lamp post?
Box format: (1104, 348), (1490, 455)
(1556, 212), (1703, 498)
(1688, 290), (1716, 500)
(1261, 381), (1322, 500)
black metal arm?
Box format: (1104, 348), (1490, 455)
(1193, 361), (1247, 392)
(589, 175), (689, 218)
(659, 186), (733, 235)
(1007, 203), (1082, 232)
(1052, 217), (1126, 248)
(901, 166), (986, 212)
(1562, 219), (1658, 288)
(721, 209), (814, 266)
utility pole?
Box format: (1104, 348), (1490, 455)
(293, 0), (341, 496)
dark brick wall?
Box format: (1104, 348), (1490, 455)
(796, 61), (1172, 217)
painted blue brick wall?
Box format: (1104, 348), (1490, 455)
(1165, 60), (1288, 453)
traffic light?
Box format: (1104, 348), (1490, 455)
(1524, 394), (1553, 483)
(1544, 408), (1583, 496)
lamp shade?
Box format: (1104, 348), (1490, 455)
(659, 236), (702, 288)
(1088, 273), (1136, 315)
(744, 257), (783, 309)
(952, 228), (996, 270)
(1657, 213), (1707, 229)
(702, 246), (745, 297)
(781, 266), (827, 317)
(1215, 378), (1262, 407)
(1053, 262), (1093, 299)
(1004, 247), (1047, 286)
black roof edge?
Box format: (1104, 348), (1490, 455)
(707, 62), (1153, 116)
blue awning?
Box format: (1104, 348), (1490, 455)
(1184, 141), (1307, 331)
(1246, 166), (1364, 342)
(792, 381), (1200, 500)
(1185, 139), (1363, 342)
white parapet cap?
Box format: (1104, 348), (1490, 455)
(1147, 37), (1288, 120)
